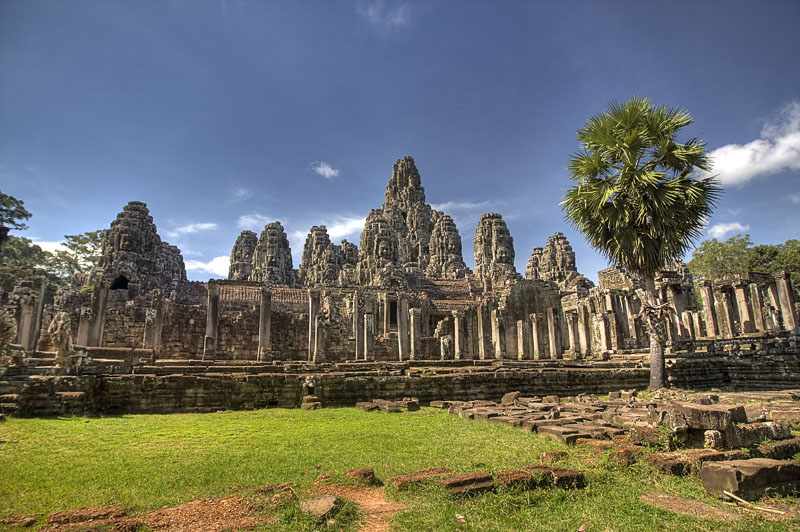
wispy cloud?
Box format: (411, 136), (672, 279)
(430, 200), (502, 213)
(311, 162), (340, 179)
(227, 186), (252, 204)
(708, 221), (750, 239)
(236, 213), (273, 230)
(185, 255), (230, 278)
(703, 101), (800, 186)
(789, 193), (800, 205)
(167, 222), (218, 238)
(356, 0), (411, 29)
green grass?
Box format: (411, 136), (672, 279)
(1, 408), (796, 531)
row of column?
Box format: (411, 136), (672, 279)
(699, 272), (798, 339)
(202, 283), (272, 361)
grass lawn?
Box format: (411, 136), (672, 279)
(0, 407), (797, 531)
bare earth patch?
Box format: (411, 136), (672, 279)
(39, 496), (273, 532)
(640, 492), (741, 522)
(313, 484), (410, 532)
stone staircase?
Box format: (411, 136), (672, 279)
(0, 378), (23, 416)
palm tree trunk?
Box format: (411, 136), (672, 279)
(644, 276), (666, 389)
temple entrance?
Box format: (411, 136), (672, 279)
(110, 275), (129, 290)
(389, 300), (398, 329)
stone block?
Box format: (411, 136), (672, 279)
(501, 391), (521, 405)
(345, 467), (378, 485)
(667, 402), (747, 431)
(301, 402), (321, 410)
(300, 495), (338, 520)
(496, 469), (536, 488)
(756, 437), (800, 460)
(356, 402), (378, 412)
(723, 422), (791, 448)
(438, 471), (494, 496)
(391, 467), (454, 489)
(701, 458), (800, 500)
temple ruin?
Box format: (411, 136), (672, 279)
(0, 156), (798, 415)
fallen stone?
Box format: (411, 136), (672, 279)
(628, 425), (667, 448)
(300, 495), (338, 520)
(520, 464), (585, 489)
(541, 450), (568, 463)
(701, 458), (800, 501)
(501, 391), (521, 405)
(47, 507), (126, 524)
(300, 402), (321, 410)
(356, 402), (378, 412)
(438, 471), (494, 496)
(756, 437), (800, 460)
(391, 467), (454, 489)
(496, 469), (536, 488)
(769, 409), (800, 428)
(667, 402), (747, 431)
(723, 422), (792, 448)
(344, 467), (378, 485)
(613, 447), (637, 467)
(429, 401), (451, 409)
(372, 399), (401, 413)
(398, 399), (420, 411)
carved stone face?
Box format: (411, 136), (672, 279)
(495, 244), (512, 264)
(378, 240), (392, 260)
(446, 234), (460, 254)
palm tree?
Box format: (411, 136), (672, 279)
(561, 97), (721, 389)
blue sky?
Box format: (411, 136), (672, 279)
(1, 0), (798, 281)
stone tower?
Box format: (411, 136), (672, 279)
(473, 213), (519, 285)
(298, 225), (349, 287)
(94, 201), (186, 294)
(526, 232), (594, 291)
(426, 213), (470, 280)
(250, 222), (295, 286)
(228, 230), (257, 280)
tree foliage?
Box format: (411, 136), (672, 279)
(688, 234), (800, 292)
(562, 97), (721, 279)
(50, 231), (104, 278)
(0, 191), (32, 230)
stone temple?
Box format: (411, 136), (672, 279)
(1, 156), (798, 415)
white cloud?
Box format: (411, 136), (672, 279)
(326, 216), (366, 240)
(430, 200), (502, 213)
(357, 0), (410, 29)
(236, 214), (272, 230)
(704, 101), (800, 186)
(185, 255), (230, 278)
(30, 239), (67, 254)
(789, 193), (800, 205)
(311, 162), (340, 179)
(708, 222), (750, 239)
(167, 222), (218, 238)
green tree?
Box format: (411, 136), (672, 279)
(0, 191), (33, 263)
(687, 234), (753, 280)
(688, 235), (800, 293)
(0, 236), (60, 295)
(50, 231), (104, 278)
(562, 97), (721, 389)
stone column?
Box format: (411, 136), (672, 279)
(476, 304), (489, 360)
(504, 316), (517, 361)
(76, 308), (91, 346)
(143, 290), (165, 355)
(382, 293), (390, 335)
(667, 285), (689, 338)
(257, 287), (272, 361)
(577, 305), (590, 356)
(353, 292), (363, 360)
(16, 291), (39, 353)
(691, 312), (705, 338)
(466, 311), (476, 359)
(397, 295), (410, 361)
(594, 314), (610, 354)
(307, 289), (320, 361)
(452, 311), (463, 360)
(203, 282), (219, 359)
(313, 316), (325, 363)
(773, 271), (799, 333)
(88, 286), (108, 347)
(363, 313), (375, 361)
(749, 284), (765, 332)
(516, 319), (530, 360)
(623, 296), (638, 343)
(734, 282), (754, 333)
(491, 309), (503, 359)
(699, 281), (718, 338)
(530, 313), (543, 359)
(409, 308), (421, 360)
(566, 312), (579, 358)
(714, 290), (736, 339)
(607, 311), (619, 350)
(546, 307), (562, 359)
